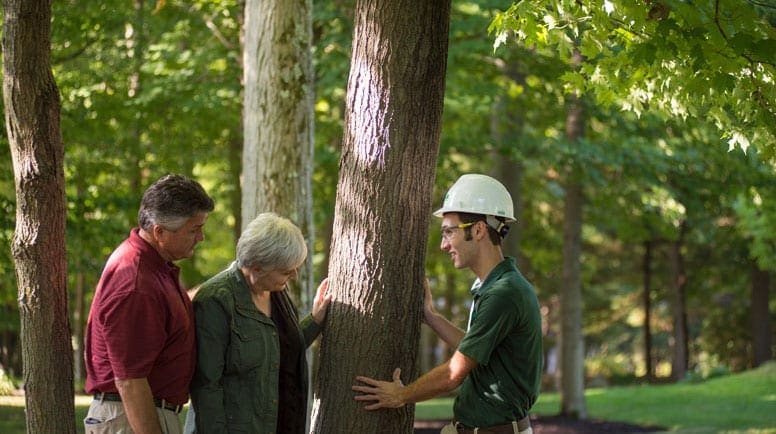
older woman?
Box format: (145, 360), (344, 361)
(185, 212), (331, 433)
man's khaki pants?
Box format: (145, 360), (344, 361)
(84, 399), (181, 434)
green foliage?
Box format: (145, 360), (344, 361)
(478, 0), (776, 377)
(734, 183), (776, 271)
(310, 1), (356, 279)
(585, 352), (639, 385)
(50, 0), (243, 286)
(491, 0), (776, 160)
(2, 0), (244, 373)
(0, 98), (18, 351)
(699, 287), (763, 372)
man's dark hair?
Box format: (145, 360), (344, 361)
(458, 212), (505, 246)
(137, 174), (215, 231)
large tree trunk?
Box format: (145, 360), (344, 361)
(242, 0), (315, 303)
(559, 49), (588, 419)
(750, 261), (772, 367)
(2, 0), (75, 432)
(311, 1), (451, 432)
(668, 222), (689, 381)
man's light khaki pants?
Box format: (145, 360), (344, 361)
(84, 399), (181, 434)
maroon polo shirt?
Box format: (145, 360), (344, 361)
(85, 228), (195, 405)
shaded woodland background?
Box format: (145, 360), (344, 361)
(1, 0), (774, 414)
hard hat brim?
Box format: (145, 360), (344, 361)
(433, 206), (516, 223)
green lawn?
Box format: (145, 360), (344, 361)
(1, 362), (774, 433)
(416, 362), (776, 434)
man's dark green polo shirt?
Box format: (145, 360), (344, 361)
(454, 257), (543, 427)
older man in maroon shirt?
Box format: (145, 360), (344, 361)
(84, 174), (214, 434)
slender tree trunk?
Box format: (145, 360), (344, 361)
(1, 322), (21, 376)
(668, 222), (689, 381)
(125, 0), (146, 215)
(230, 0), (245, 245)
(317, 215), (335, 280)
(495, 158), (522, 258)
(3, 0), (75, 431)
(490, 55), (526, 262)
(311, 1), (451, 432)
(73, 271), (85, 383)
(242, 0), (315, 303)
(72, 185), (86, 384)
(559, 48), (587, 419)
(419, 326), (436, 374)
(642, 240), (654, 381)
(228, 136), (243, 244)
(559, 181), (586, 418)
(750, 261), (772, 367)
(0, 329), (12, 375)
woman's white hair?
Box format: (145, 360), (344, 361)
(236, 212), (307, 270)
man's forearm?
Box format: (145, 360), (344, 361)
(115, 377), (162, 434)
(400, 351), (474, 404)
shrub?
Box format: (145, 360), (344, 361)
(0, 368), (16, 396)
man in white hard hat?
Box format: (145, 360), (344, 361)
(353, 174), (543, 434)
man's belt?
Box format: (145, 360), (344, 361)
(455, 416), (531, 434)
(93, 392), (185, 414)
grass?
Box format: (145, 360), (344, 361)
(415, 362), (776, 434)
(0, 363), (773, 433)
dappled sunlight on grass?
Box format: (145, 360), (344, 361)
(0, 396), (25, 407)
(583, 388), (606, 396)
(0, 394), (92, 408)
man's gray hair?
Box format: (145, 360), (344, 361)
(237, 212), (307, 271)
(137, 174), (215, 231)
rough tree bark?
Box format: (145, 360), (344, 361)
(310, 1), (451, 432)
(2, 0), (76, 432)
(242, 0), (315, 300)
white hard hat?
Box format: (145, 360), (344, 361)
(433, 174), (516, 222)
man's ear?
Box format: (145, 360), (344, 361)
(152, 224), (165, 240)
(474, 221), (487, 240)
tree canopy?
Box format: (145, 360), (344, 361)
(490, 0), (776, 160)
